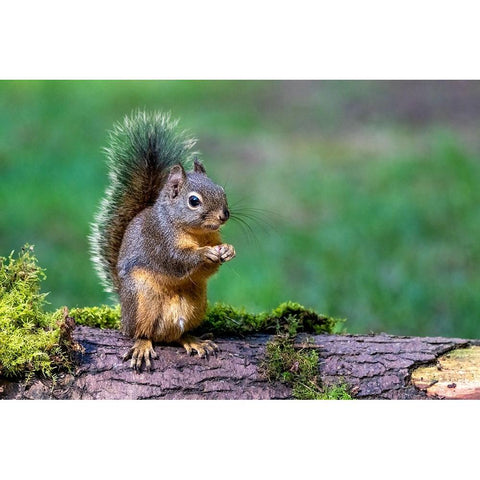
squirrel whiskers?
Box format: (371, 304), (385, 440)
(228, 202), (279, 245)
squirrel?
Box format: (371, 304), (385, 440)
(89, 111), (236, 371)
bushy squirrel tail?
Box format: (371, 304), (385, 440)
(89, 110), (197, 294)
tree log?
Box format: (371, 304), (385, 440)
(309, 333), (479, 399)
(1, 326), (479, 399)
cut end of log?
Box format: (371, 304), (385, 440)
(411, 346), (480, 399)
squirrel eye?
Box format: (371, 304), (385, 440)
(188, 195), (201, 208)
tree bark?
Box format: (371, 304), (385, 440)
(1, 326), (478, 399)
(307, 333), (479, 399)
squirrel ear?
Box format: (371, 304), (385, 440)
(166, 164), (186, 198)
(193, 157), (207, 174)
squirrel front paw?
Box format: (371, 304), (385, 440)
(123, 339), (157, 372)
(216, 243), (236, 263)
(203, 244), (236, 264)
(178, 334), (219, 358)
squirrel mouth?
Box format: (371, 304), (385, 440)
(204, 224), (221, 231)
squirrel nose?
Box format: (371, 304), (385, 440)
(219, 208), (230, 223)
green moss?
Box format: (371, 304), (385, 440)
(70, 300), (341, 337)
(314, 383), (353, 400)
(267, 302), (343, 334)
(69, 304), (121, 329)
(199, 301), (341, 336)
(0, 246), (73, 379)
(263, 333), (353, 400)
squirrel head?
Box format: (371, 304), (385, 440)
(158, 159), (230, 232)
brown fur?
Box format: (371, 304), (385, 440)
(176, 229), (221, 250)
(92, 113), (236, 369)
(112, 158), (235, 370)
(129, 226), (222, 343)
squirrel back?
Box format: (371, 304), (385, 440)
(89, 111), (197, 293)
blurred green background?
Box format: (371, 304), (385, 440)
(1, 80), (479, 338)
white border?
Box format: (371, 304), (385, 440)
(2, 1), (480, 79)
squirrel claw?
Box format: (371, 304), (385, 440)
(216, 244), (236, 263)
(203, 244), (236, 264)
(123, 339), (157, 372)
(178, 335), (219, 359)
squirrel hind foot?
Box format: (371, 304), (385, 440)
(178, 334), (219, 359)
(123, 338), (158, 372)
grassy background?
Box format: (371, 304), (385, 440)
(1, 80), (479, 338)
